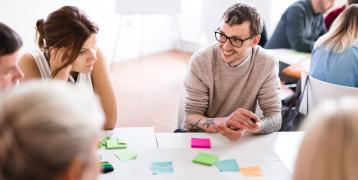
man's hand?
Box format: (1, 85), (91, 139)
(226, 108), (261, 133)
(216, 123), (244, 141)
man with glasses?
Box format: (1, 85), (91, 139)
(183, 3), (281, 140)
(0, 22), (24, 91)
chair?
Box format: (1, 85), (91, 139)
(299, 72), (358, 115)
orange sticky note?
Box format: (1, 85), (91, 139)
(240, 166), (263, 176)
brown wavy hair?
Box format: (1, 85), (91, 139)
(222, 3), (263, 36)
(36, 6), (98, 78)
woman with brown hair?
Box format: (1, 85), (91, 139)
(19, 6), (117, 129)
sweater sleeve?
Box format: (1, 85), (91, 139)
(184, 54), (210, 117)
(257, 58), (282, 134)
(285, 6), (315, 52)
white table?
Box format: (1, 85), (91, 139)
(156, 132), (280, 149)
(124, 148), (290, 180)
(99, 127), (157, 180)
(273, 132), (305, 173)
(265, 49), (310, 65)
(100, 128), (304, 180)
(156, 132), (305, 174)
(102, 127), (157, 149)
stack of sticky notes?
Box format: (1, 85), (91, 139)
(240, 166), (263, 176)
(192, 152), (218, 166)
(191, 138), (211, 148)
(114, 149), (137, 160)
(215, 159), (239, 172)
(100, 137), (127, 149)
(151, 161), (174, 175)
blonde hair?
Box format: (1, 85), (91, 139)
(0, 81), (104, 180)
(294, 97), (358, 180)
(315, 5), (358, 53)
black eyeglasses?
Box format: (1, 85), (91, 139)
(214, 30), (255, 48)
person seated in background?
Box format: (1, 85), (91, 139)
(324, 0), (358, 30)
(310, 5), (358, 87)
(0, 22), (24, 91)
(19, 6), (117, 129)
(0, 81), (104, 180)
(294, 97), (358, 180)
(265, 0), (334, 53)
(184, 3), (282, 140)
(265, 0), (334, 84)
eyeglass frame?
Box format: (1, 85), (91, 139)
(214, 29), (256, 48)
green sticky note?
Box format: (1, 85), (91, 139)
(99, 141), (107, 149)
(215, 159), (239, 172)
(192, 152), (218, 166)
(117, 138), (127, 144)
(151, 161), (174, 174)
(114, 149), (137, 160)
(105, 139), (127, 149)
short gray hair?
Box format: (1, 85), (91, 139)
(0, 80), (104, 179)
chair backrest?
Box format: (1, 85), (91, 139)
(299, 72), (358, 115)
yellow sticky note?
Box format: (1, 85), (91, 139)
(240, 166), (263, 176)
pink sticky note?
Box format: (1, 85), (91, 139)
(191, 138), (211, 148)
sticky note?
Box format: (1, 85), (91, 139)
(215, 159), (239, 172)
(151, 161), (174, 174)
(99, 140), (107, 149)
(105, 138), (127, 149)
(191, 138), (211, 148)
(240, 166), (263, 176)
(114, 149), (137, 160)
(117, 138), (127, 144)
(192, 152), (218, 166)
(104, 133), (112, 140)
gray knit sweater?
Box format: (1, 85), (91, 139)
(184, 44), (282, 134)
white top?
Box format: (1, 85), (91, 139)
(29, 49), (93, 90)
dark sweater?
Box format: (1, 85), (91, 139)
(265, 0), (326, 52)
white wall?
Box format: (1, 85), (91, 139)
(0, 0), (175, 63)
(175, 0), (300, 51)
(199, 0), (298, 44)
(1, 0), (346, 62)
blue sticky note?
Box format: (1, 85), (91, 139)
(151, 161), (174, 175)
(215, 159), (239, 172)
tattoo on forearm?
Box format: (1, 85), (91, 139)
(189, 119), (204, 132)
(202, 118), (215, 128)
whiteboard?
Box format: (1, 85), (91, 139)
(115, 0), (181, 14)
